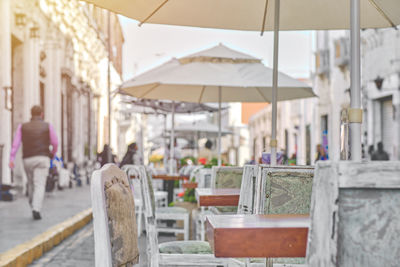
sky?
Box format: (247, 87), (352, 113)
(119, 16), (315, 82)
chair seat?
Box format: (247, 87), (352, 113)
(213, 206), (238, 214)
(154, 191), (168, 199)
(159, 241), (212, 254)
(157, 207), (188, 214)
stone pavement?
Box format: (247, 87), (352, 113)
(31, 222), (181, 267)
(0, 184), (91, 254)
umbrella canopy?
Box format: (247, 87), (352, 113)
(166, 121), (233, 137)
(84, 0), (399, 31)
(120, 97), (223, 113)
(121, 44), (315, 103)
(121, 44), (313, 166)
(86, 0), (400, 163)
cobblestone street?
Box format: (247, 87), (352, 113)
(30, 222), (178, 267)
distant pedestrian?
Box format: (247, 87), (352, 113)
(368, 145), (375, 159)
(120, 142), (138, 168)
(315, 144), (329, 162)
(97, 144), (115, 167)
(371, 142), (389, 160)
(9, 106), (58, 220)
(198, 139), (214, 163)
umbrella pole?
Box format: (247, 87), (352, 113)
(169, 102), (175, 174)
(270, 0), (280, 166)
(349, 0), (362, 161)
(163, 114), (168, 167)
(218, 86), (222, 166)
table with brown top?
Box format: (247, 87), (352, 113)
(152, 174), (189, 181)
(152, 175), (189, 204)
(195, 188), (240, 207)
(206, 214), (309, 258)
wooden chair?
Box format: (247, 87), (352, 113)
(210, 166), (244, 215)
(123, 165), (190, 241)
(91, 164), (139, 267)
(254, 165), (314, 266)
(136, 165), (228, 267)
(226, 165), (313, 267)
(122, 164), (145, 237)
(193, 167), (214, 241)
(307, 161), (400, 267)
(194, 166), (244, 241)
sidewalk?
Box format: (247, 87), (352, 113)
(0, 184), (92, 254)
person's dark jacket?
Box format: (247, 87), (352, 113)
(21, 117), (51, 158)
(120, 150), (136, 168)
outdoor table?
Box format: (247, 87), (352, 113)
(206, 214), (309, 258)
(152, 175), (189, 204)
(195, 188), (240, 207)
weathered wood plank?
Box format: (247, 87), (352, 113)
(307, 161), (400, 267)
(237, 165), (258, 215)
(338, 161), (400, 188)
(306, 161), (339, 267)
(91, 164), (139, 267)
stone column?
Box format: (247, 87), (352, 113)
(44, 30), (62, 141)
(0, 0), (12, 184)
(23, 25), (40, 120)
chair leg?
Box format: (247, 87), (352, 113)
(137, 207), (143, 237)
(200, 214), (205, 241)
(184, 214), (189, 241)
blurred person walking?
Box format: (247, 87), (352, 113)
(97, 144), (115, 167)
(9, 106), (58, 220)
(119, 142), (139, 168)
(371, 142), (389, 160)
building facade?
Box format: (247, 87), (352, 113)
(362, 28), (400, 160)
(0, 0), (124, 185)
(249, 29), (400, 164)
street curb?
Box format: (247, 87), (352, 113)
(0, 208), (92, 267)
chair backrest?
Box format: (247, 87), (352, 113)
(255, 165), (314, 215)
(237, 165), (258, 215)
(193, 167), (212, 188)
(307, 161), (400, 267)
(137, 165), (159, 266)
(211, 166), (243, 189)
(122, 165), (142, 202)
(91, 164), (139, 267)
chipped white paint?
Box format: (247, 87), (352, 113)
(91, 164), (139, 267)
(122, 165), (145, 237)
(307, 161), (400, 267)
(137, 165), (228, 267)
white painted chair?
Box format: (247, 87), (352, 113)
(123, 165), (188, 240)
(91, 164), (139, 267)
(122, 165), (145, 237)
(136, 165), (228, 267)
(227, 165), (314, 267)
(307, 161), (400, 267)
(194, 166), (244, 241)
(192, 168), (213, 241)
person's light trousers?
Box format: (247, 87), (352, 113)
(23, 156), (50, 212)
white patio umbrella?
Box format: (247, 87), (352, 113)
(120, 44), (315, 166)
(85, 0), (399, 31)
(119, 96), (221, 174)
(85, 0), (400, 164)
